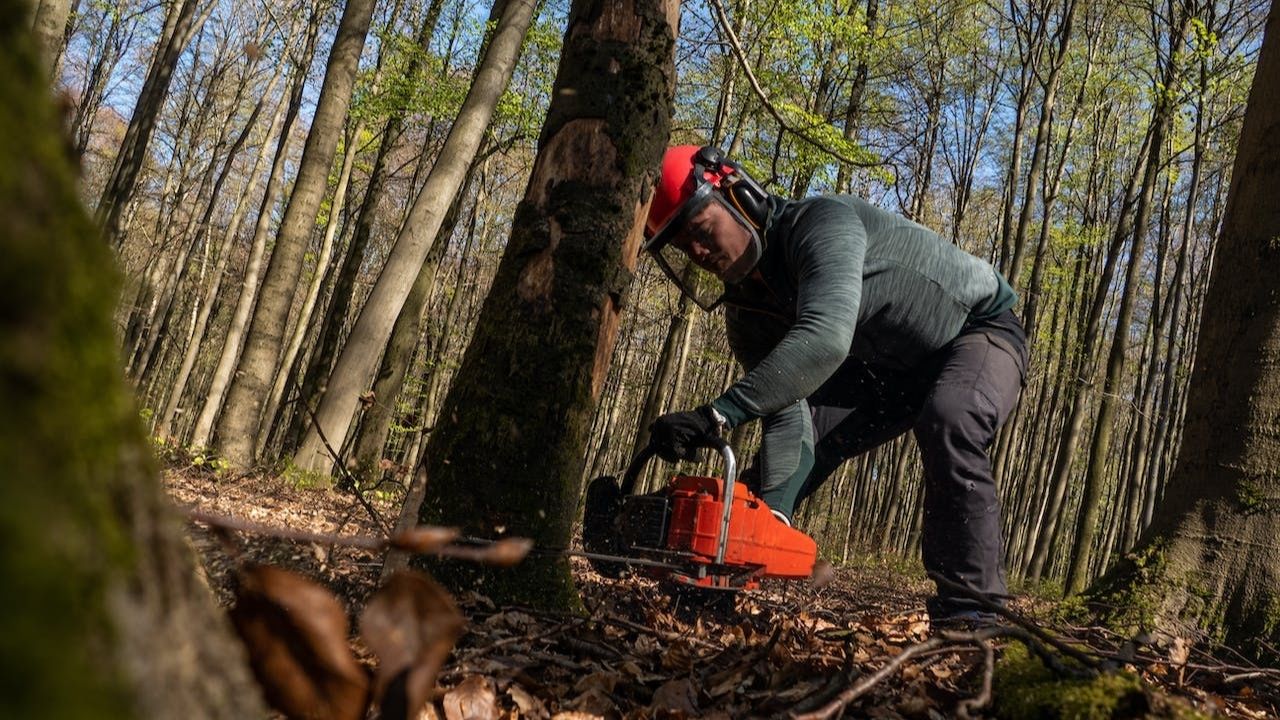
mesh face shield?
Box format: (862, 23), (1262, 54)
(650, 239), (727, 311)
(643, 192), (762, 312)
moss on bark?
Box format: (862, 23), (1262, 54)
(993, 643), (1209, 720)
(0, 1), (263, 715)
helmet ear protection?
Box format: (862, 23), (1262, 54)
(693, 146), (769, 230)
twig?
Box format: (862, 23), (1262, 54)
(790, 636), (947, 719)
(956, 639), (995, 720)
(185, 508), (524, 565)
(300, 401), (391, 536)
(927, 571), (1104, 672)
(705, 0), (880, 169)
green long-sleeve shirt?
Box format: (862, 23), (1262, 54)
(709, 194), (1015, 510)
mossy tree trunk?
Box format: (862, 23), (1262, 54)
(0, 2), (264, 715)
(1086, 3), (1280, 661)
(415, 0), (678, 608)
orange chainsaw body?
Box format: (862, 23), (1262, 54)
(660, 474), (817, 589)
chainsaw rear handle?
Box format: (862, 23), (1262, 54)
(621, 437), (738, 565)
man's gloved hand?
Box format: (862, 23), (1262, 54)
(648, 405), (724, 462)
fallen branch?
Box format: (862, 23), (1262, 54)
(956, 639), (995, 720)
(927, 571), (1104, 673)
(185, 509), (531, 566)
(791, 636), (947, 719)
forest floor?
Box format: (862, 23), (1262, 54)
(165, 462), (1280, 719)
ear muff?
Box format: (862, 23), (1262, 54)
(723, 171), (769, 229)
(692, 145), (769, 230)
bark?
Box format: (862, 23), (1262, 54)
(190, 7), (321, 449)
(293, 0), (539, 472)
(415, 0), (677, 608)
(96, 0), (210, 247)
(1087, 4), (1280, 659)
(217, 0), (377, 467)
(30, 0), (74, 73)
(0, 7), (264, 712)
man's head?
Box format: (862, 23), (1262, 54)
(643, 146), (770, 308)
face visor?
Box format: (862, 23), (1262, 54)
(643, 187), (763, 312)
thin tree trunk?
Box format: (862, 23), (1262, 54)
(293, 0), (539, 472)
(157, 78), (290, 439)
(1064, 7), (1191, 594)
(217, 0), (378, 467)
(96, 0), (210, 247)
(189, 8), (321, 449)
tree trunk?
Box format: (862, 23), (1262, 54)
(189, 7), (321, 449)
(290, 0), (435, 445)
(29, 0), (74, 73)
(415, 0), (677, 608)
(349, 154), (486, 476)
(156, 62), (290, 439)
(216, 0), (377, 467)
(293, 0), (539, 473)
(1087, 3), (1280, 660)
(0, 7), (264, 711)
(96, 0), (209, 247)
(256, 120), (362, 458)
(1064, 6), (1191, 594)
(1006, 0), (1076, 286)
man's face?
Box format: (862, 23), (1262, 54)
(671, 200), (753, 280)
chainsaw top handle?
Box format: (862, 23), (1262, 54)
(621, 438), (739, 565)
(620, 437), (736, 496)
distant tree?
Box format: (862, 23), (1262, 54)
(413, 0), (678, 607)
(95, 0), (209, 247)
(1086, 2), (1280, 660)
(216, 0), (378, 467)
(0, 1), (264, 713)
(292, 0), (539, 473)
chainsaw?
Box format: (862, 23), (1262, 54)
(580, 438), (818, 591)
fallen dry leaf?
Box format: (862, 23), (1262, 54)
(361, 570), (466, 720)
(391, 526), (462, 554)
(507, 684), (549, 719)
(442, 675), (500, 720)
(480, 538), (534, 567)
(649, 677), (699, 716)
(230, 564), (369, 720)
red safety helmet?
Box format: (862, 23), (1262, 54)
(643, 146), (770, 309)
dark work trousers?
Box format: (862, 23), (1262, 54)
(797, 309), (1028, 617)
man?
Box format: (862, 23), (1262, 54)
(642, 146), (1027, 624)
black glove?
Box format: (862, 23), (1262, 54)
(648, 405), (723, 462)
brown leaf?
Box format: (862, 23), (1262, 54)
(442, 675), (500, 720)
(507, 684), (549, 720)
(360, 570), (466, 720)
(809, 559), (836, 589)
(649, 677), (699, 716)
(229, 564), (369, 720)
(390, 526), (462, 554)
(480, 538), (534, 567)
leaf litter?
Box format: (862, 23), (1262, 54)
(168, 465), (1280, 719)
